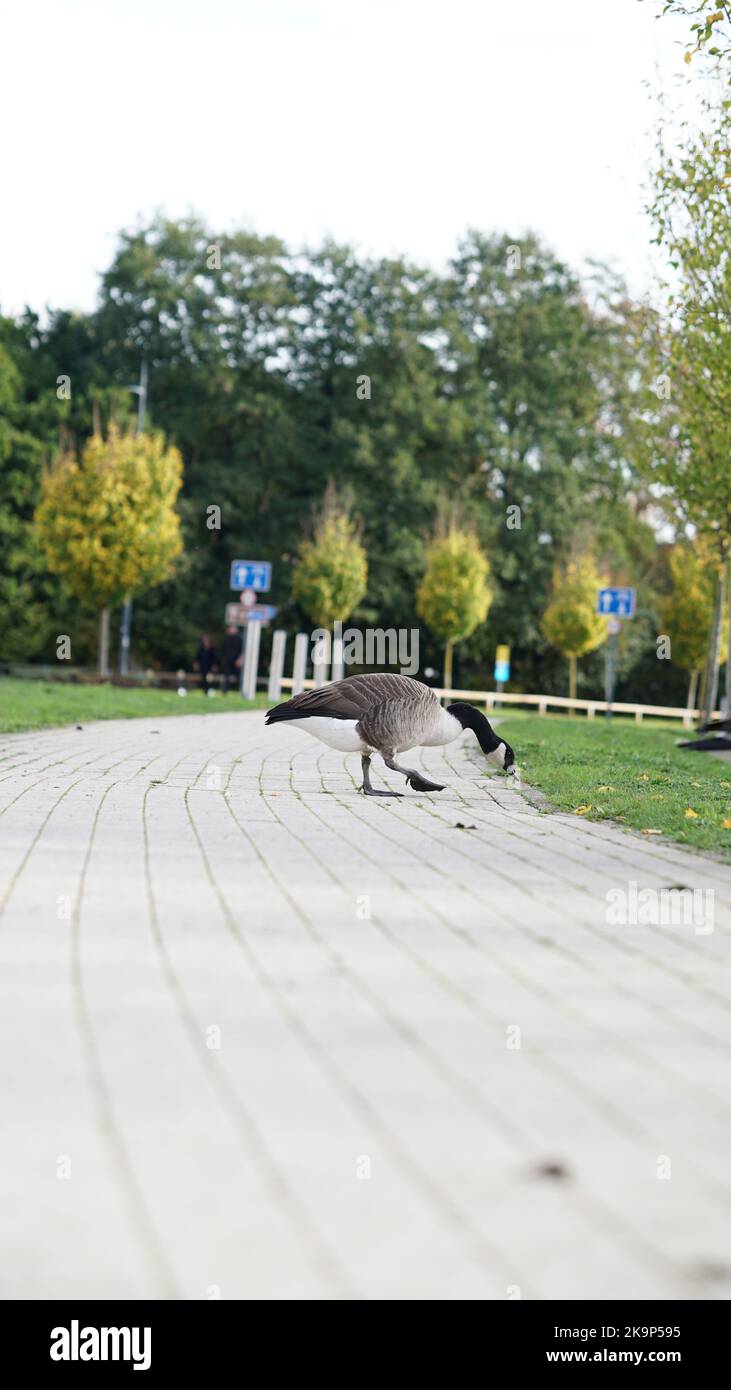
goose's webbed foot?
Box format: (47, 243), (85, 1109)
(406, 773), (446, 793)
(359, 754), (403, 797)
(383, 756), (445, 793)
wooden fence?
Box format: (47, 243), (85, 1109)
(2, 645), (716, 729)
(277, 677), (708, 728)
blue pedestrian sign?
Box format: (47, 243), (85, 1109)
(597, 587), (635, 618)
(230, 559), (272, 593)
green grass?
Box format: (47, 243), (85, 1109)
(0, 678), (269, 734)
(499, 713), (731, 856)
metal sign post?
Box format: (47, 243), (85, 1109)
(118, 360), (148, 676)
(605, 618), (620, 721)
(597, 590), (636, 722)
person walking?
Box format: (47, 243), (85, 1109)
(193, 632), (220, 693)
(221, 624), (243, 693)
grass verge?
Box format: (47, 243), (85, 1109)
(0, 678), (269, 734)
(498, 713), (731, 856)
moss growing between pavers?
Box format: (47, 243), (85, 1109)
(499, 713), (731, 856)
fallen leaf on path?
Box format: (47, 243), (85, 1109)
(684, 807), (699, 819)
(723, 819), (731, 829)
(641, 828), (663, 836)
(573, 804), (592, 815)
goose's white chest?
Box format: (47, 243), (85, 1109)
(287, 716), (366, 753)
(419, 708), (463, 749)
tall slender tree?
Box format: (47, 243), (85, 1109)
(417, 521), (492, 690)
(35, 425), (183, 673)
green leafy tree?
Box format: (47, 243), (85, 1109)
(416, 523), (492, 689)
(35, 425), (183, 674)
(660, 541), (727, 710)
(0, 217), (659, 690)
(441, 232), (650, 690)
(0, 343), (55, 660)
(291, 483), (367, 630)
(646, 86), (731, 713)
(650, 2), (731, 64)
(541, 554), (607, 700)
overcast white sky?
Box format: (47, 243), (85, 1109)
(1, 0), (695, 316)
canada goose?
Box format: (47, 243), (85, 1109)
(265, 672), (517, 797)
(677, 714), (731, 752)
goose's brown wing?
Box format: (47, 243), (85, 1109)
(266, 673), (432, 724)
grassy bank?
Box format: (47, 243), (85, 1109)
(499, 713), (731, 856)
(0, 678), (269, 734)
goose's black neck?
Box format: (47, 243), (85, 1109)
(447, 702), (500, 754)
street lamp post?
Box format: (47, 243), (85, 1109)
(118, 361), (148, 676)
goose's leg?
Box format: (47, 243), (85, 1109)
(383, 755), (445, 793)
(360, 753), (402, 798)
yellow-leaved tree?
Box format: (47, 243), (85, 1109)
(35, 424), (183, 674)
(292, 482), (368, 629)
(541, 553), (607, 701)
(660, 541), (727, 713)
(416, 524), (492, 690)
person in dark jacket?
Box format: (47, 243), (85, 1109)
(221, 625), (243, 693)
(193, 633), (220, 693)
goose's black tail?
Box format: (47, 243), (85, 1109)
(265, 700), (299, 725)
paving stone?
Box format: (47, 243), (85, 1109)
(1, 710), (730, 1300)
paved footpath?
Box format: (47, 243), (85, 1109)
(2, 710), (731, 1301)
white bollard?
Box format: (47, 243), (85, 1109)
(240, 621), (261, 700)
(331, 628), (344, 683)
(313, 629), (330, 687)
(267, 630), (287, 701)
(292, 632), (308, 694)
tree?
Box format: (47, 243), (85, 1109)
(541, 554), (607, 700)
(660, 541), (727, 710)
(0, 217), (658, 687)
(35, 425), (183, 674)
(291, 483), (367, 630)
(646, 86), (731, 714)
(650, 2), (731, 64)
(0, 343), (55, 660)
(442, 232), (650, 691)
(416, 523), (492, 689)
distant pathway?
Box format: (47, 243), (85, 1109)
(1, 711), (730, 1299)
